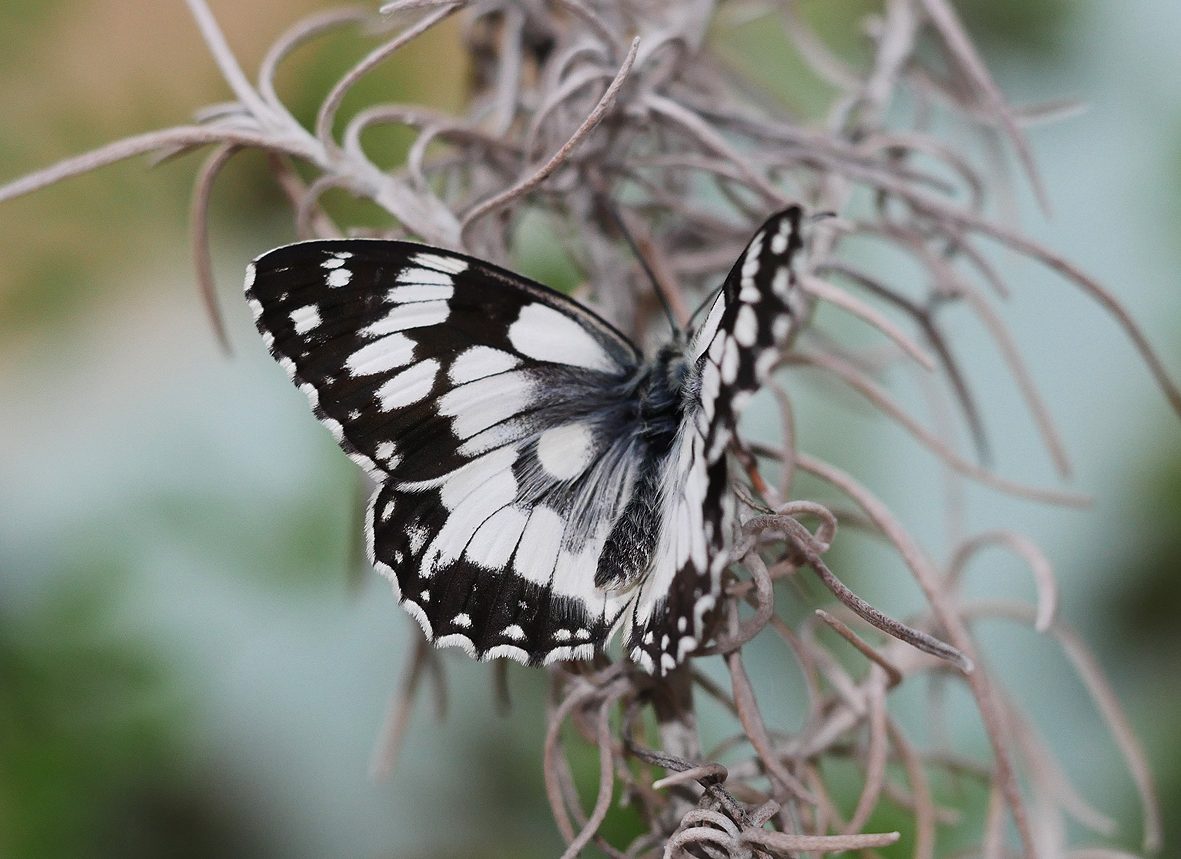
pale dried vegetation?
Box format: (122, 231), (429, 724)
(2, 1), (1177, 856)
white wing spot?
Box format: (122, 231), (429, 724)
(503, 624), (526, 641)
(509, 303), (618, 372)
(486, 644), (530, 663)
(363, 301), (449, 337)
(771, 219), (792, 254)
(755, 347), (778, 379)
(742, 233), (764, 279)
(408, 524), (429, 555)
(321, 256), (346, 269)
(734, 304), (758, 347)
(387, 282), (453, 303)
(453, 613), (472, 628)
(440, 448), (519, 512)
(321, 416), (344, 442)
(466, 505), (529, 569)
(376, 441), (397, 461)
(376, 359), (439, 411)
(398, 266), (453, 286)
(771, 267), (791, 298)
(720, 337), (739, 384)
(536, 423), (595, 480)
(551, 546), (600, 600)
(346, 333), (415, 376)
(290, 304), (321, 334)
(692, 292), (727, 360)
(514, 506), (564, 585)
(420, 451), (519, 574)
(413, 251), (468, 275)
(708, 331), (726, 362)
(435, 634), (476, 658)
(327, 267), (352, 288)
(438, 369), (536, 440)
(699, 363), (720, 422)
(449, 346), (521, 385)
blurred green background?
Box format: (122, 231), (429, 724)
(0, 1), (1178, 857)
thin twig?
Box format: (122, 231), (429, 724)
(461, 36), (641, 239)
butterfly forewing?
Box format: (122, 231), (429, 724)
(246, 206), (805, 675)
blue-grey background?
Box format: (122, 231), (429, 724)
(0, 1), (1177, 856)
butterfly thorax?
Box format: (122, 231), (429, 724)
(636, 342), (694, 446)
(594, 342), (695, 592)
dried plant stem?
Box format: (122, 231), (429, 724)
(1, 0), (1167, 854)
(461, 36), (641, 239)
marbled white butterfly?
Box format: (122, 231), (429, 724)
(245, 206), (805, 675)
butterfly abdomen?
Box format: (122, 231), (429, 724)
(594, 347), (693, 591)
(594, 462), (664, 590)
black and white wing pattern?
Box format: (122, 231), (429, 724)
(245, 206), (805, 675)
(621, 206), (805, 672)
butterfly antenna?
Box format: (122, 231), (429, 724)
(598, 198), (683, 337)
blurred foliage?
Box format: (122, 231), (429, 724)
(956, 0), (1075, 58)
(1112, 446), (1181, 647)
(510, 209), (583, 295)
(711, 0), (1075, 121)
(0, 579), (267, 858)
(134, 465), (359, 593)
(0, 0), (64, 68)
(710, 1), (875, 119)
(0, 6), (465, 344)
(1109, 439), (1181, 851)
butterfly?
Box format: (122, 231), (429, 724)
(245, 206), (805, 675)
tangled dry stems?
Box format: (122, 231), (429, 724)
(2, 0), (1175, 856)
